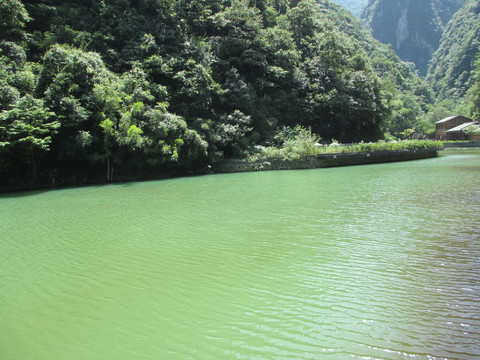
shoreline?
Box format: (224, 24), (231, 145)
(213, 148), (442, 173)
(443, 141), (480, 148)
(0, 147), (444, 194)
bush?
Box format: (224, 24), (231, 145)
(247, 138), (443, 162)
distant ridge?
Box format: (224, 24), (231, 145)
(362, 0), (465, 75)
(328, 0), (368, 17)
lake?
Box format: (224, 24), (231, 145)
(1, 148), (479, 359)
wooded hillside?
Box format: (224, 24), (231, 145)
(0, 0), (475, 190)
(329, 0), (367, 17)
(427, 0), (480, 102)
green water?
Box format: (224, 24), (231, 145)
(1, 149), (479, 360)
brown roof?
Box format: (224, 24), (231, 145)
(436, 115), (472, 124)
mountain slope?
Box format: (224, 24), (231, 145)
(427, 0), (480, 101)
(328, 0), (368, 17)
(362, 0), (465, 75)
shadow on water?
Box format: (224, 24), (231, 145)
(0, 182), (138, 198)
(1, 149), (477, 198)
(0, 176), (187, 198)
(0, 189), (49, 199)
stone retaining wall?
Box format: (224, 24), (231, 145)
(214, 149), (440, 173)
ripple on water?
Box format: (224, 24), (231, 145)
(0, 149), (479, 360)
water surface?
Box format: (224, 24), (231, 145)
(1, 149), (479, 359)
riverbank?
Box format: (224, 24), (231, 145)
(0, 143), (443, 193)
(213, 148), (441, 173)
(443, 141), (480, 148)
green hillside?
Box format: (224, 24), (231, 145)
(427, 0), (480, 102)
(328, 0), (368, 17)
(0, 0), (444, 189)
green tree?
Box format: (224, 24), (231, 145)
(99, 118), (116, 180)
(387, 93), (423, 137)
(0, 42), (38, 110)
(286, 0), (318, 45)
(213, 110), (253, 156)
(36, 44), (116, 171)
(0, 96), (59, 182)
(0, 0), (30, 42)
(282, 125), (321, 156)
(171, 58), (222, 121)
(463, 123), (480, 137)
(210, 0), (265, 82)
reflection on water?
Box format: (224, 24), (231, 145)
(1, 148), (479, 359)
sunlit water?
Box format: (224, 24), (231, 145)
(1, 149), (479, 360)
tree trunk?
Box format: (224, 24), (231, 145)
(106, 153), (110, 181)
(31, 151), (37, 184)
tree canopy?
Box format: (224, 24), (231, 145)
(0, 0), (472, 189)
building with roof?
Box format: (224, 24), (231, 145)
(445, 122), (479, 141)
(435, 115), (473, 140)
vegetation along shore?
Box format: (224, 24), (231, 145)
(1, 0), (479, 192)
(215, 127), (444, 173)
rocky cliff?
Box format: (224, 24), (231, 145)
(362, 0), (465, 75)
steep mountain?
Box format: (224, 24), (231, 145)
(427, 0), (480, 102)
(362, 0), (465, 75)
(328, 0), (368, 17)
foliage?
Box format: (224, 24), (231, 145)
(427, 0), (480, 102)
(0, 0), (30, 42)
(0, 0), (471, 189)
(248, 135), (443, 162)
(0, 95), (59, 181)
(329, 0), (368, 17)
(0, 95), (58, 151)
(340, 140), (443, 152)
(277, 125), (321, 156)
(463, 124), (480, 135)
(465, 54), (480, 120)
(247, 125), (321, 161)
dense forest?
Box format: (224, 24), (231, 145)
(0, 0), (478, 190)
(427, 0), (480, 103)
